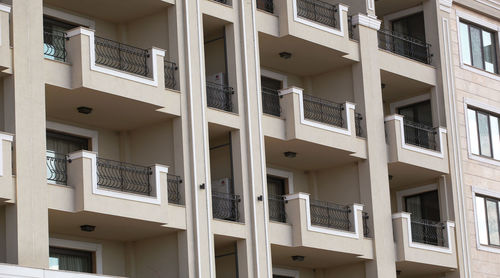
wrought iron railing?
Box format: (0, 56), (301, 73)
(262, 87), (281, 117)
(377, 29), (432, 64)
(44, 28), (67, 61)
(362, 212), (370, 237)
(403, 119), (438, 151)
(164, 60), (178, 90)
(411, 218), (447, 247)
(206, 81), (234, 112)
(355, 113), (364, 137)
(94, 36), (150, 76)
(348, 15), (354, 40)
(167, 174), (183, 205)
(268, 194), (286, 223)
(257, 0), (274, 13)
(213, 0), (230, 5)
(212, 191), (240, 222)
(297, 0), (337, 28)
(46, 152), (68, 185)
(96, 158), (152, 196)
(303, 94), (344, 128)
(310, 199), (351, 231)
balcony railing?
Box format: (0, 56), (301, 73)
(43, 28), (67, 61)
(213, 0), (230, 5)
(411, 218), (447, 247)
(257, 0), (274, 13)
(403, 119), (438, 151)
(348, 15), (354, 40)
(268, 194), (286, 223)
(206, 81), (234, 112)
(164, 60), (178, 90)
(362, 212), (370, 237)
(310, 199), (351, 231)
(167, 174), (183, 205)
(212, 190), (240, 222)
(297, 0), (337, 28)
(303, 94), (344, 128)
(46, 152), (68, 185)
(262, 87), (281, 117)
(355, 112), (363, 137)
(94, 36), (150, 76)
(96, 158), (152, 196)
(378, 29), (432, 64)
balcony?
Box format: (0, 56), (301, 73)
(257, 0), (274, 13)
(212, 190), (241, 222)
(268, 194), (286, 223)
(262, 87), (366, 162)
(0, 132), (14, 203)
(43, 27), (180, 116)
(206, 81), (235, 112)
(385, 115), (449, 185)
(0, 4), (11, 72)
(392, 213), (457, 275)
(269, 193), (373, 264)
(378, 29), (432, 65)
(47, 150), (185, 228)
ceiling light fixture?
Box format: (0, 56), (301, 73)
(77, 106), (93, 115)
(279, 52), (292, 59)
(80, 225), (96, 232)
(291, 255), (305, 262)
(284, 151), (297, 158)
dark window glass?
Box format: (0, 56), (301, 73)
(460, 21), (498, 74)
(49, 247), (93, 273)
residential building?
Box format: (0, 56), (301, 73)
(0, 0), (496, 277)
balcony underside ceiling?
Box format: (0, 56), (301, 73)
(375, 0), (423, 17)
(396, 261), (455, 278)
(44, 0), (169, 23)
(381, 70), (433, 103)
(49, 210), (178, 242)
(259, 34), (355, 77)
(271, 244), (366, 270)
(46, 85), (174, 131)
(265, 137), (360, 171)
(388, 162), (445, 188)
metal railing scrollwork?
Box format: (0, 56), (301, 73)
(44, 28), (68, 62)
(94, 36), (150, 76)
(164, 60), (178, 90)
(377, 29), (432, 64)
(257, 0), (274, 13)
(212, 191), (240, 222)
(206, 81), (234, 112)
(262, 87), (281, 117)
(355, 113), (364, 137)
(268, 194), (286, 223)
(167, 174), (183, 205)
(411, 218), (447, 247)
(297, 0), (337, 28)
(362, 212), (370, 237)
(96, 158), (152, 196)
(402, 119), (439, 151)
(310, 199), (351, 231)
(303, 94), (344, 128)
(46, 152), (68, 185)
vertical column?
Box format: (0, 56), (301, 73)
(4, 0), (49, 268)
(351, 15), (397, 278)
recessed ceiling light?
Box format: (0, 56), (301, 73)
(80, 225), (95, 232)
(279, 52), (292, 59)
(284, 151), (297, 158)
(77, 106), (93, 115)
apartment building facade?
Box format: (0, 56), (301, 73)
(0, 0), (497, 277)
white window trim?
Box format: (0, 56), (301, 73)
(260, 68), (288, 89)
(0, 132), (13, 177)
(272, 267), (299, 278)
(455, 10), (500, 81)
(292, 0), (348, 37)
(49, 238), (103, 274)
(396, 183), (439, 212)
(389, 93), (431, 114)
(463, 98), (500, 167)
(46, 121), (99, 152)
(43, 7), (96, 29)
(266, 167), (294, 194)
(472, 186), (500, 254)
(382, 5), (424, 30)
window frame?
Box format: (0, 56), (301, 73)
(49, 246), (95, 273)
(49, 238), (103, 274)
(459, 20), (498, 74)
(466, 105), (500, 161)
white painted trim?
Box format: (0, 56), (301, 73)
(68, 151), (164, 204)
(439, 0), (453, 13)
(279, 87), (355, 136)
(396, 184), (439, 212)
(456, 10), (500, 32)
(0, 3), (11, 13)
(272, 267), (300, 278)
(383, 5), (424, 30)
(472, 187), (500, 254)
(43, 7), (95, 29)
(260, 68), (288, 88)
(384, 114), (447, 158)
(46, 121), (98, 152)
(463, 98), (500, 166)
(389, 93), (431, 114)
(285, 193), (364, 239)
(392, 213), (454, 254)
(0, 133), (13, 177)
(352, 14), (381, 31)
(474, 0), (500, 10)
(292, 0), (348, 37)
(367, 0), (375, 11)
(66, 28), (165, 87)
(266, 167), (294, 194)
(49, 238), (103, 274)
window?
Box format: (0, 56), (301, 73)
(475, 195), (500, 247)
(467, 107), (500, 161)
(459, 21), (498, 74)
(49, 247), (94, 273)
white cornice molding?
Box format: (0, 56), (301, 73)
(440, 0), (453, 12)
(0, 3), (11, 13)
(352, 14), (381, 31)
